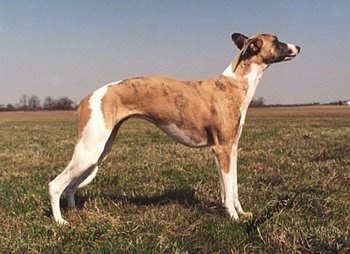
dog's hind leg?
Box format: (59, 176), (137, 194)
(49, 83), (123, 224)
(65, 124), (120, 209)
(49, 127), (116, 224)
(49, 148), (101, 225)
(49, 161), (77, 225)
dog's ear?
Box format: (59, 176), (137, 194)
(241, 37), (263, 57)
(232, 33), (248, 50)
(232, 36), (263, 72)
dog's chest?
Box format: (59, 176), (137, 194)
(239, 63), (263, 125)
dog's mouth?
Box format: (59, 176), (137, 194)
(268, 53), (297, 64)
(283, 54), (298, 61)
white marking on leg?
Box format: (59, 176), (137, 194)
(222, 168), (238, 220)
(226, 144), (252, 220)
(230, 146), (244, 214)
(213, 146), (238, 219)
(49, 162), (75, 225)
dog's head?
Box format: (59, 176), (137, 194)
(231, 33), (300, 71)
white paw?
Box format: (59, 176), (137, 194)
(239, 211), (253, 222)
(230, 213), (239, 221)
(56, 218), (69, 226)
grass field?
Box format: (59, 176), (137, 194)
(0, 106), (349, 253)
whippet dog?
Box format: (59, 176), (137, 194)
(49, 33), (300, 225)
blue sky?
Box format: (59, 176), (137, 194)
(1, 0), (350, 105)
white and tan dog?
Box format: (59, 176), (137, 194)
(49, 33), (300, 225)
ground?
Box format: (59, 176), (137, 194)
(0, 106), (349, 253)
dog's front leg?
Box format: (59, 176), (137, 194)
(213, 145), (239, 220)
(213, 144), (252, 221)
(230, 144), (252, 220)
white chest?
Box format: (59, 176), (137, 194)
(239, 63), (265, 126)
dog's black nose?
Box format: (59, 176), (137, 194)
(296, 46), (301, 53)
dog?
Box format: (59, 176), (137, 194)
(49, 32), (300, 225)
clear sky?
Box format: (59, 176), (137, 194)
(1, 0), (350, 105)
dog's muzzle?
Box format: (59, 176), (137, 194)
(282, 44), (300, 61)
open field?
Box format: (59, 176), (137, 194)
(0, 106), (349, 253)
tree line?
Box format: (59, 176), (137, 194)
(0, 94), (266, 112)
(0, 94), (76, 111)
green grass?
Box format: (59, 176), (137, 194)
(0, 106), (349, 253)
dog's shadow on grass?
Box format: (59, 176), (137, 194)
(114, 187), (199, 207)
(44, 187), (225, 218)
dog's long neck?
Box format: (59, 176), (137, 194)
(222, 58), (267, 98)
(222, 58), (267, 126)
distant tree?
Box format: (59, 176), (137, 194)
(55, 96), (75, 110)
(28, 95), (41, 110)
(43, 96), (56, 110)
(250, 97), (265, 107)
(19, 94), (28, 110)
(6, 104), (15, 111)
(43, 96), (76, 110)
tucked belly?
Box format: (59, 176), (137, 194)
(158, 123), (212, 148)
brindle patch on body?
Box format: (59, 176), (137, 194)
(93, 75), (247, 150)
